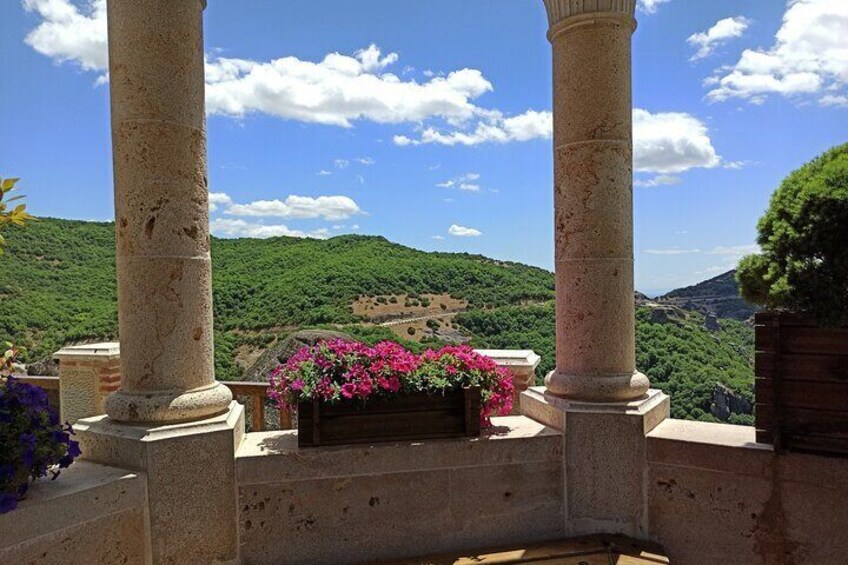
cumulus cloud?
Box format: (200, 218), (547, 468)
(23, 0), (108, 73)
(210, 218), (330, 240)
(687, 16), (750, 61)
(645, 244), (759, 259)
(705, 0), (848, 106)
(225, 195), (363, 221)
(399, 108), (719, 175)
(204, 49), (493, 127)
(633, 109), (721, 173)
(448, 224), (482, 237)
(638, 0), (672, 14)
(208, 192), (233, 212)
(394, 110), (552, 147)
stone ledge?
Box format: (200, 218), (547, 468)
(648, 419), (848, 487)
(647, 419), (774, 478)
(237, 415), (561, 485)
(0, 461), (145, 549)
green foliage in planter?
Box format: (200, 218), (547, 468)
(738, 143), (848, 324)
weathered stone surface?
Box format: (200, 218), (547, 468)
(54, 342), (120, 423)
(0, 461), (147, 565)
(544, 0), (647, 402)
(646, 419), (848, 564)
(76, 402), (245, 565)
(237, 416), (564, 564)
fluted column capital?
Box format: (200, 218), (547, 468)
(543, 0), (636, 40)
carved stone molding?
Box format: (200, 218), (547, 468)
(543, 0), (636, 27)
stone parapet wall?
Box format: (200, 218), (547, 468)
(235, 416), (564, 565)
(0, 461), (148, 564)
(646, 419), (848, 564)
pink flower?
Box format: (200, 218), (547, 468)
(340, 383), (358, 399)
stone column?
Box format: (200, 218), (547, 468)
(543, 0), (649, 402)
(106, 0), (232, 423)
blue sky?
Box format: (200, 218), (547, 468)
(1, 0), (846, 295)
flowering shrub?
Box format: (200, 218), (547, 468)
(409, 345), (514, 425)
(0, 376), (81, 514)
(268, 340), (514, 427)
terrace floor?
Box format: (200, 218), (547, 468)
(387, 535), (669, 564)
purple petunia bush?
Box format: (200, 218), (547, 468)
(0, 373), (81, 514)
(267, 340), (514, 426)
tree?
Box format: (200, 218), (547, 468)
(1, 177), (33, 374)
(737, 143), (848, 324)
(0, 177), (33, 256)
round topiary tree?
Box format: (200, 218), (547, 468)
(737, 143), (848, 325)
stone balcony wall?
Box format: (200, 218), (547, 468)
(4, 415), (848, 564)
(235, 416), (564, 565)
(646, 419), (848, 564)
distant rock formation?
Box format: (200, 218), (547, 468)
(645, 304), (688, 326)
(703, 313), (721, 332)
(242, 329), (353, 382)
(710, 383), (752, 421)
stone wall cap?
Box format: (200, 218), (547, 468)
(236, 415), (562, 485)
(475, 349), (541, 369)
(54, 342), (120, 360)
(0, 461), (144, 549)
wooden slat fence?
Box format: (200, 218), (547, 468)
(755, 312), (848, 456)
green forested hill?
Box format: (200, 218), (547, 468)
(0, 217), (754, 423)
(0, 217), (553, 357)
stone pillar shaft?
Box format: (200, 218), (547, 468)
(106, 0), (231, 422)
(543, 0), (649, 401)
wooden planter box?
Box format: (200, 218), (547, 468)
(297, 387), (481, 447)
(755, 312), (848, 456)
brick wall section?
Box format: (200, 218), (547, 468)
(54, 343), (121, 423)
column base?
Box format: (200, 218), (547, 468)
(521, 386), (669, 538)
(106, 381), (233, 424)
(544, 370), (650, 402)
(75, 401), (245, 564)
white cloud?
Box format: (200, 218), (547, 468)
(723, 160), (757, 170)
(706, 0), (848, 106)
(354, 157), (375, 165)
(687, 16), (751, 61)
(708, 244), (760, 257)
(645, 244), (759, 259)
(633, 109), (720, 173)
(394, 110), (552, 147)
(634, 175), (682, 188)
(317, 170), (333, 176)
(401, 108), (719, 175)
(645, 248), (702, 255)
(23, 0), (108, 74)
(334, 159), (350, 169)
(21, 5), (496, 128)
(431, 235), (445, 241)
(638, 0), (672, 14)
(208, 192), (233, 212)
(350, 224), (360, 231)
(448, 224), (482, 237)
(226, 195), (363, 221)
(210, 218), (330, 240)
(204, 48), (492, 127)
(820, 94), (848, 107)
(437, 173), (482, 192)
